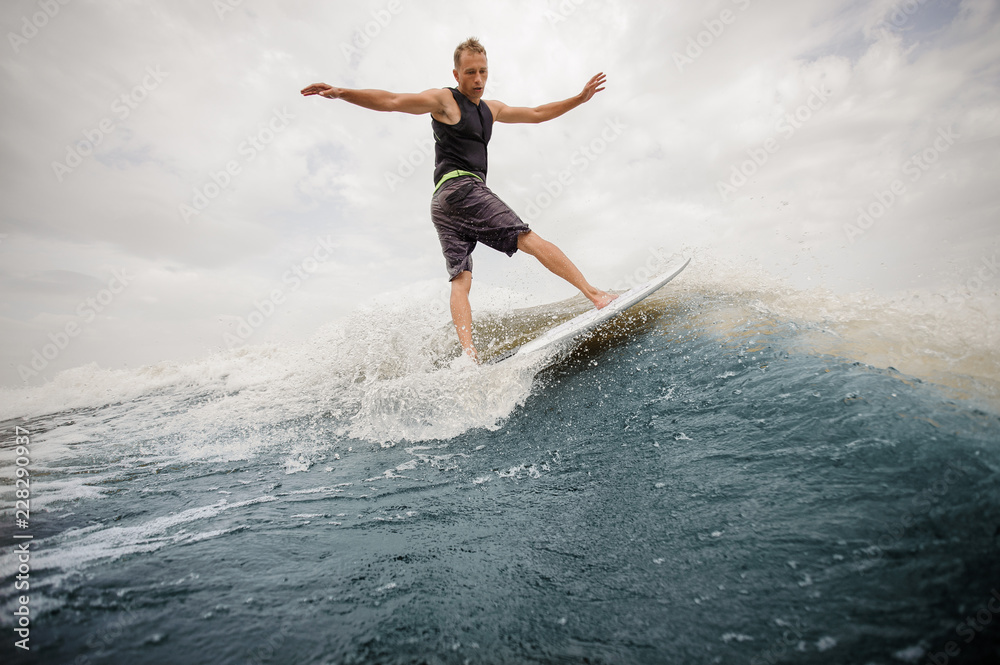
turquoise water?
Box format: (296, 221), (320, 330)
(2, 272), (999, 664)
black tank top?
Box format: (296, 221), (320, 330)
(431, 87), (493, 185)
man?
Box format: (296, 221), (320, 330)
(301, 37), (615, 362)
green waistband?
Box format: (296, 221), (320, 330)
(433, 169), (483, 193)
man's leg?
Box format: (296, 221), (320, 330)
(517, 231), (616, 309)
(450, 270), (477, 361)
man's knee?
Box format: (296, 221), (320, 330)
(517, 230), (540, 254)
(451, 270), (472, 292)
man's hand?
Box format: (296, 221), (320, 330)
(579, 72), (607, 103)
(301, 83), (342, 99)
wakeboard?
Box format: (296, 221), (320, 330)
(488, 258), (691, 364)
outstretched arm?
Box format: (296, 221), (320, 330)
(300, 83), (452, 117)
(488, 73), (606, 124)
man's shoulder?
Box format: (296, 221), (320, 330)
(483, 99), (506, 117)
(430, 88), (462, 125)
(431, 87), (460, 103)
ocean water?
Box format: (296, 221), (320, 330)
(2, 261), (999, 665)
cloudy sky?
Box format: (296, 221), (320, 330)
(1, 0), (998, 387)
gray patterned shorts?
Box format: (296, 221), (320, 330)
(430, 177), (531, 280)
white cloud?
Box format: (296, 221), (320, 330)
(1, 0), (997, 386)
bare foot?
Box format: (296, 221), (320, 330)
(591, 290), (618, 310)
(464, 346), (480, 364)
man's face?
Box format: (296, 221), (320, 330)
(453, 51), (488, 103)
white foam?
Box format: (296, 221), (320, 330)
(22, 496), (277, 573)
(496, 463), (544, 480)
(672, 255), (1000, 408)
(893, 644), (925, 663)
(283, 456), (312, 474)
(0, 282), (552, 457)
(2, 257), (996, 449)
(816, 636), (837, 651)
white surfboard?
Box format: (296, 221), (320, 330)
(490, 258), (691, 364)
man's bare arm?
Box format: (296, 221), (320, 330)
(488, 73), (606, 124)
(301, 83), (454, 118)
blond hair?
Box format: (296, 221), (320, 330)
(453, 37), (486, 69)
